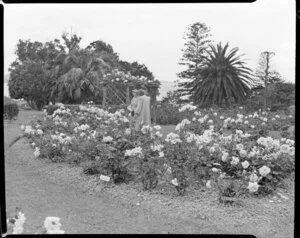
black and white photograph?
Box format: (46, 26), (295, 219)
(3, 0), (295, 236)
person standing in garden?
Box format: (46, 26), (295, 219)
(127, 89), (139, 128)
(134, 88), (151, 131)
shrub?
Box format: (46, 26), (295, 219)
(154, 103), (184, 125)
(4, 103), (19, 120)
(46, 105), (60, 115)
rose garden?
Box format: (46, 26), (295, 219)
(4, 22), (295, 236)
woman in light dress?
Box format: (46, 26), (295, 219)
(134, 89), (151, 131)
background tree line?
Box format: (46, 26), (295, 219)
(174, 22), (295, 110)
(8, 32), (155, 110)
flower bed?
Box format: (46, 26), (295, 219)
(20, 103), (294, 201)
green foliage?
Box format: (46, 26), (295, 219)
(254, 52), (284, 85)
(8, 39), (64, 109)
(154, 103), (183, 125)
(118, 60), (155, 81)
(46, 105), (60, 115)
(9, 60), (50, 110)
(4, 103), (19, 120)
(177, 22), (212, 97)
(160, 90), (185, 105)
(192, 42), (253, 106)
(245, 82), (295, 112)
(8, 33), (157, 108)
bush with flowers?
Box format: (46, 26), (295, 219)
(5, 209), (64, 234)
(19, 101), (294, 201)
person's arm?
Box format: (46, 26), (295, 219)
(127, 98), (135, 111)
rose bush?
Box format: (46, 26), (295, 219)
(21, 103), (294, 200)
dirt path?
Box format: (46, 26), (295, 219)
(3, 111), (294, 236)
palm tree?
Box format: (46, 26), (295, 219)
(192, 42), (254, 107)
(47, 49), (110, 103)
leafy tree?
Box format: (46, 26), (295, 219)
(255, 52), (283, 84)
(8, 60), (50, 109)
(177, 22), (212, 97)
(118, 60), (155, 80)
(253, 51), (285, 110)
(8, 39), (63, 109)
(192, 42), (253, 107)
(48, 34), (111, 103)
(161, 90), (185, 105)
(86, 40), (120, 68)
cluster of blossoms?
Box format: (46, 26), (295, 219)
(197, 115), (209, 123)
(125, 146), (143, 157)
(21, 125), (43, 135)
(52, 107), (72, 117)
(141, 125), (153, 134)
(73, 124), (90, 133)
(175, 119), (191, 131)
(22, 125), (35, 135)
(179, 104), (197, 112)
(34, 147), (41, 158)
(257, 136), (295, 156)
(151, 143), (164, 152)
(125, 128), (131, 135)
(102, 136), (113, 143)
(103, 68), (160, 86)
(52, 115), (68, 127)
(7, 214), (64, 235)
(44, 217), (65, 234)
(51, 134), (72, 144)
(193, 129), (215, 148)
(165, 132), (182, 144)
(246, 166), (272, 193)
(79, 105), (110, 117)
(7, 212), (26, 234)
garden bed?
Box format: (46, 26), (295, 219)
(4, 107), (295, 236)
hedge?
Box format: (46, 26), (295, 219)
(4, 103), (19, 120)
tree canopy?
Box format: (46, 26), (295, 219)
(8, 33), (158, 109)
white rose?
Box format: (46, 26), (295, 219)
(241, 160), (250, 169)
(221, 152), (229, 162)
(259, 165), (271, 177)
(249, 173), (258, 182)
(247, 182), (259, 193)
(212, 167), (218, 173)
(231, 156), (240, 165)
(239, 149), (247, 158)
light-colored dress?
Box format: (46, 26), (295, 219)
(128, 96), (139, 128)
(134, 95), (151, 131)
(127, 96), (139, 112)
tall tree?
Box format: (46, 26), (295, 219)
(177, 22), (212, 97)
(8, 39), (63, 109)
(192, 42), (253, 107)
(48, 33), (111, 103)
(254, 51), (283, 110)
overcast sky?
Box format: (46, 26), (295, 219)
(4, 0), (295, 84)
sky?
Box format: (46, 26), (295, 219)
(4, 0), (296, 87)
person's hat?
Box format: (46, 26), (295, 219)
(132, 89), (138, 92)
